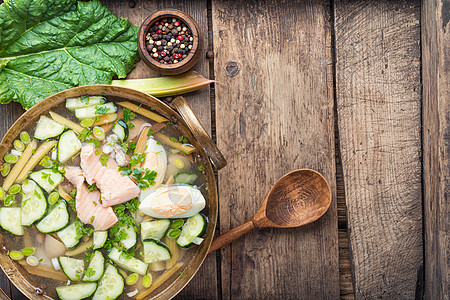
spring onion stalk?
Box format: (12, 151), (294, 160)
(111, 71), (214, 97)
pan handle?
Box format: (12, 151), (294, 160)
(171, 96), (227, 170)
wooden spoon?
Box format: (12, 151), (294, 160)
(208, 169), (332, 254)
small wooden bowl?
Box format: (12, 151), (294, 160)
(138, 9), (203, 75)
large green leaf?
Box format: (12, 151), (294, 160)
(0, 0), (139, 109)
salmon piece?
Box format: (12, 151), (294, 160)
(65, 167), (118, 230)
(80, 144), (140, 207)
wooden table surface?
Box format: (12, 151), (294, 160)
(0, 0), (448, 299)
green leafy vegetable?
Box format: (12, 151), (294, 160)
(0, 0), (139, 109)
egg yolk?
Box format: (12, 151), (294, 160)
(151, 188), (193, 217)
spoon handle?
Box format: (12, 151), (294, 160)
(208, 220), (256, 254)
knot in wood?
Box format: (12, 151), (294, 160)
(225, 61), (240, 77)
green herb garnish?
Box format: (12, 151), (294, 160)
(95, 105), (110, 115)
(99, 154), (109, 166)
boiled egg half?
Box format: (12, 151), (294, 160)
(142, 136), (167, 185)
(139, 185), (206, 219)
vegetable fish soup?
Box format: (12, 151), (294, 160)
(0, 96), (210, 300)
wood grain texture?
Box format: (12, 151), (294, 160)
(212, 0), (339, 298)
(422, 0), (449, 298)
(334, 0), (423, 298)
(103, 1), (217, 299)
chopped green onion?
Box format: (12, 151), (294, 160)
(173, 158), (185, 169)
(13, 140), (25, 152)
(142, 274), (152, 288)
(20, 131), (31, 145)
(93, 126), (105, 140)
(167, 228), (181, 239)
(1, 163), (10, 177)
(80, 118), (95, 128)
(9, 251), (24, 260)
(171, 219), (184, 229)
(0, 188), (5, 200)
(126, 273), (139, 285)
(26, 256), (39, 266)
(8, 184), (21, 195)
(48, 191), (60, 205)
(4, 194), (15, 206)
(4, 153), (18, 164)
(22, 247), (36, 256)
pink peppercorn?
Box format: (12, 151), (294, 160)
(161, 50), (167, 57)
(174, 21), (180, 26)
(177, 35), (183, 41)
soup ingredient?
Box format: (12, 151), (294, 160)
(92, 264), (124, 300)
(0, 187), (5, 200)
(3, 153), (18, 164)
(26, 256), (39, 266)
(142, 274), (153, 288)
(3, 139), (36, 190)
(1, 164), (10, 177)
(0, 207), (23, 235)
(48, 191), (60, 205)
(80, 144), (140, 207)
(141, 220), (171, 241)
(58, 130), (82, 163)
(93, 231), (108, 250)
(108, 248), (148, 275)
(13, 140), (25, 152)
(142, 239), (172, 263)
(49, 111), (84, 134)
(20, 131), (31, 145)
(92, 126), (105, 141)
(21, 180), (47, 226)
(75, 103), (117, 120)
(141, 136), (167, 185)
(36, 201), (69, 233)
(94, 113), (118, 127)
(59, 256), (84, 281)
(8, 184), (21, 194)
(139, 185), (206, 219)
(175, 172), (198, 185)
(16, 140), (58, 183)
(126, 273), (140, 285)
(82, 251), (105, 281)
(115, 224), (137, 251)
(4, 194), (15, 206)
(66, 96), (106, 111)
(8, 250), (24, 261)
(56, 282), (97, 300)
(112, 71), (214, 98)
(177, 213), (207, 247)
(117, 102), (169, 123)
(171, 219), (185, 229)
(0, 0), (139, 110)
(112, 120), (129, 141)
(33, 116), (66, 140)
(45, 235), (67, 259)
(65, 166), (118, 230)
(167, 229), (181, 239)
(19, 259), (68, 281)
(57, 222), (82, 249)
(153, 132), (195, 154)
(29, 169), (63, 193)
(165, 236), (185, 269)
(135, 262), (183, 299)
(80, 118), (95, 128)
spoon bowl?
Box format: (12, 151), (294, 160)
(208, 169), (332, 253)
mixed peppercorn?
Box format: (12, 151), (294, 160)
(145, 18), (194, 64)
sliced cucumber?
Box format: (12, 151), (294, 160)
(0, 207), (23, 236)
(29, 169), (63, 194)
(57, 222), (81, 249)
(36, 201), (69, 233)
(21, 180), (47, 226)
(66, 96), (105, 111)
(108, 247), (148, 275)
(74, 103), (117, 120)
(142, 239), (171, 263)
(177, 213), (207, 247)
(58, 130), (82, 163)
(83, 250), (104, 282)
(175, 172), (198, 185)
(56, 282), (97, 300)
(117, 224), (137, 251)
(34, 116), (66, 140)
(92, 264), (124, 300)
(141, 219), (170, 241)
(93, 231), (108, 250)
(112, 120), (128, 141)
(59, 256), (84, 281)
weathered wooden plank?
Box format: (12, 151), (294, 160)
(212, 0), (339, 298)
(104, 1), (217, 299)
(422, 0), (449, 298)
(334, 0), (423, 298)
